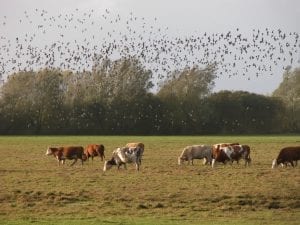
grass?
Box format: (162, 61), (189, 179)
(0, 135), (299, 225)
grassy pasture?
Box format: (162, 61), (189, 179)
(0, 135), (299, 225)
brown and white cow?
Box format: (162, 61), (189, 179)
(178, 145), (212, 165)
(272, 146), (300, 168)
(211, 143), (251, 168)
(103, 146), (142, 172)
(84, 144), (105, 161)
(125, 142), (145, 164)
(46, 146), (87, 166)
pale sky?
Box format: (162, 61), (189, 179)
(1, 0), (300, 94)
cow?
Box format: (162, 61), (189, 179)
(211, 143), (251, 168)
(211, 143), (239, 166)
(178, 145), (212, 165)
(125, 142), (145, 164)
(103, 146), (142, 172)
(45, 146), (86, 166)
(272, 146), (300, 169)
(84, 144), (105, 161)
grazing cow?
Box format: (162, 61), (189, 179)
(211, 143), (239, 165)
(211, 144), (251, 168)
(46, 146), (86, 166)
(272, 146), (300, 168)
(125, 142), (145, 164)
(84, 144), (105, 161)
(103, 146), (142, 171)
(178, 145), (212, 165)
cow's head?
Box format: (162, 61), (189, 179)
(82, 153), (88, 161)
(178, 156), (186, 165)
(271, 159), (277, 169)
(45, 147), (54, 156)
(272, 158), (284, 169)
(212, 145), (221, 159)
(103, 158), (116, 171)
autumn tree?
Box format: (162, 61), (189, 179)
(0, 71), (36, 132)
(157, 64), (217, 134)
(157, 64), (217, 101)
(273, 67), (300, 131)
(0, 69), (66, 133)
(92, 56), (154, 102)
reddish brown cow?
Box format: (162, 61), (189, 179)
(212, 143), (251, 167)
(211, 143), (239, 164)
(46, 146), (86, 166)
(84, 144), (105, 161)
(272, 146), (300, 168)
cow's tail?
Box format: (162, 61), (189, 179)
(135, 147), (140, 158)
(101, 144), (105, 159)
(97, 144), (105, 161)
(244, 145), (251, 166)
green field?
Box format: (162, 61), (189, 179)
(0, 135), (299, 225)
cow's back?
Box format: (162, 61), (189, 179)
(85, 144), (104, 154)
(62, 146), (84, 159)
(190, 145), (212, 158)
(126, 142), (144, 150)
(279, 146), (300, 160)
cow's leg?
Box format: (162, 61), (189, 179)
(246, 157), (251, 166)
(135, 162), (140, 171)
(123, 163), (127, 170)
(212, 159), (216, 168)
(70, 158), (78, 166)
(191, 159), (194, 165)
(290, 161), (295, 167)
(206, 157), (212, 165)
(186, 158), (190, 165)
(56, 156), (61, 166)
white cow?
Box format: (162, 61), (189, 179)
(178, 145), (212, 165)
(125, 142), (145, 164)
(103, 147), (142, 171)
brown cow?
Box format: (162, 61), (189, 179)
(46, 146), (86, 166)
(272, 146), (300, 168)
(212, 143), (251, 168)
(211, 143), (239, 165)
(84, 144), (105, 161)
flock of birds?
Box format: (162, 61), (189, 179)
(0, 8), (299, 87)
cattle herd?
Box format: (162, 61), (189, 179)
(45, 142), (300, 171)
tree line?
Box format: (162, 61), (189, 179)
(0, 57), (299, 134)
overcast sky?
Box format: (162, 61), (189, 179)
(1, 0), (300, 94)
